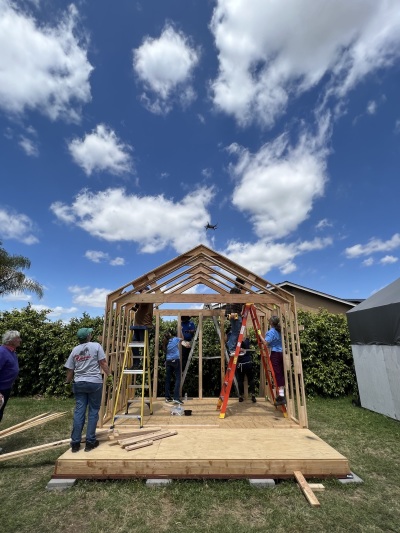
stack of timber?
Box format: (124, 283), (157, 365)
(109, 427), (177, 451)
(0, 411), (66, 440)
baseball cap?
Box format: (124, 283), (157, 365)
(77, 327), (94, 341)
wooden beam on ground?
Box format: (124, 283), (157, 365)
(294, 471), (321, 507)
(308, 483), (325, 492)
(0, 439), (71, 462)
(0, 428), (111, 461)
(1, 412), (67, 438)
(0, 412), (51, 439)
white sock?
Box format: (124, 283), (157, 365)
(279, 388), (284, 397)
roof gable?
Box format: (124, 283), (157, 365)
(106, 245), (293, 309)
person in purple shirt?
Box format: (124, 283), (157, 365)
(0, 330), (21, 423)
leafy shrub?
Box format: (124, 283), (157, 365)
(298, 308), (356, 397)
(0, 305), (357, 399)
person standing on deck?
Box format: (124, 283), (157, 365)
(263, 316), (286, 406)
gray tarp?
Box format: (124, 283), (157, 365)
(347, 278), (400, 345)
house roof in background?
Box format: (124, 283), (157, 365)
(276, 281), (363, 308)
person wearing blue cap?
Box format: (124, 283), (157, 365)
(64, 327), (112, 452)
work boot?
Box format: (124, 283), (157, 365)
(84, 440), (99, 452)
(274, 395), (287, 406)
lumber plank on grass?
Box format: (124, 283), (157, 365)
(308, 483), (325, 492)
(0, 412), (51, 439)
(0, 439), (70, 462)
(3, 412), (67, 437)
(294, 471), (320, 507)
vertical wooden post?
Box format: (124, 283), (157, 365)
(153, 312), (160, 398)
(198, 313), (203, 399)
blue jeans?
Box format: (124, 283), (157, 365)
(227, 317), (242, 352)
(0, 388), (12, 423)
(71, 381), (102, 445)
(165, 359), (181, 401)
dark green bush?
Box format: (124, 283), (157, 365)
(0, 305), (356, 398)
(298, 308), (356, 397)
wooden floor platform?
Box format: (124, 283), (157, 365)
(53, 398), (350, 480)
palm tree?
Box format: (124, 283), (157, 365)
(0, 242), (43, 298)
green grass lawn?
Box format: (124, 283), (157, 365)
(0, 396), (399, 533)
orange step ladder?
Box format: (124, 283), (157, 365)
(248, 305), (288, 418)
(216, 304), (287, 418)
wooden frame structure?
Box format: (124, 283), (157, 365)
(99, 245), (307, 428)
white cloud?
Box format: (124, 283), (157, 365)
(345, 233), (400, 258)
(380, 255), (398, 265)
(19, 135), (39, 156)
(362, 258), (374, 267)
(221, 237), (332, 277)
(69, 285), (110, 308)
(315, 218), (332, 230)
(0, 207), (38, 244)
(85, 249), (125, 266)
(133, 23), (200, 114)
(32, 304), (78, 318)
(228, 129), (328, 239)
(1, 292), (32, 302)
(68, 124), (133, 176)
(367, 100), (377, 115)
(51, 186), (215, 253)
(110, 257), (125, 266)
(0, 2), (93, 121)
(210, 0), (400, 127)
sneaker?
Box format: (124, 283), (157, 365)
(238, 396), (244, 403)
(165, 397), (173, 403)
(71, 443), (80, 453)
(251, 395), (257, 403)
(84, 439), (99, 452)
(173, 398), (184, 405)
(274, 395), (287, 406)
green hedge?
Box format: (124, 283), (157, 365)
(0, 306), (357, 398)
(298, 308), (356, 397)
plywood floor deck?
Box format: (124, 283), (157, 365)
(53, 398), (350, 480)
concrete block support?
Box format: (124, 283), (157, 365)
(249, 478), (276, 488)
(146, 478), (172, 487)
(338, 471), (364, 484)
(46, 478), (77, 491)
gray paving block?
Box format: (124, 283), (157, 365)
(46, 478), (77, 491)
(146, 478), (172, 487)
(338, 471), (364, 484)
(249, 478), (276, 488)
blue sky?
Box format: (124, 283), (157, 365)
(1, 0), (400, 322)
